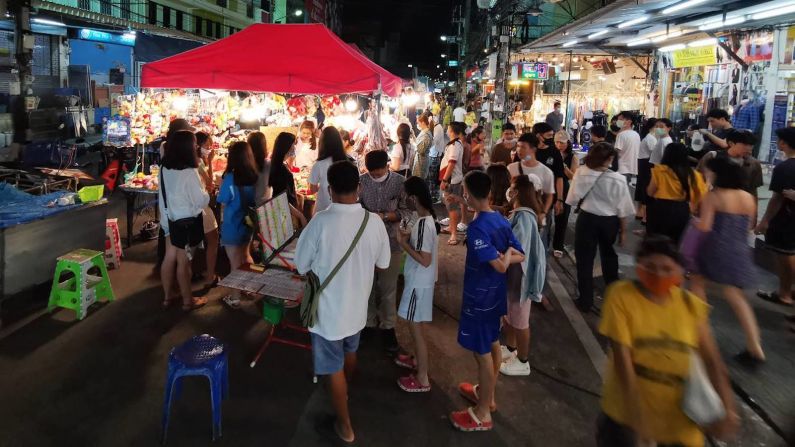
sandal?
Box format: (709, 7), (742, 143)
(734, 350), (765, 368)
(397, 374), (431, 393)
(447, 238), (460, 246)
(450, 407), (493, 432)
(394, 353), (417, 370)
(458, 382), (497, 412)
(441, 226), (452, 235)
(756, 290), (794, 306)
(182, 297), (208, 311)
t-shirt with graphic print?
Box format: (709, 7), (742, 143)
(462, 211), (524, 321)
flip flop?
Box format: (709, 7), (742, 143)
(450, 407), (493, 432)
(756, 291), (794, 306)
(182, 297), (208, 311)
(458, 383), (497, 412)
(447, 239), (460, 246)
(734, 350), (765, 368)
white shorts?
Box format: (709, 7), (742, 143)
(202, 206), (218, 233)
(398, 286), (434, 323)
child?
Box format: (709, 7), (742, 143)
(500, 174), (546, 376)
(451, 171), (524, 432)
(394, 177), (440, 392)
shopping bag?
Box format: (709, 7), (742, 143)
(683, 350), (726, 427)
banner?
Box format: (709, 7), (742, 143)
(671, 47), (717, 68)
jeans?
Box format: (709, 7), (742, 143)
(553, 203), (572, 251)
(539, 211), (554, 252)
(574, 211), (620, 309)
(367, 252), (404, 330)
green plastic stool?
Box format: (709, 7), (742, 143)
(48, 249), (115, 320)
(262, 298), (284, 325)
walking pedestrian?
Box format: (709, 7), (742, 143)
(532, 122), (566, 245)
(440, 122), (468, 244)
(646, 143), (707, 243)
(500, 174), (546, 376)
(394, 177), (439, 393)
(566, 143), (635, 312)
(158, 130), (210, 311)
(508, 133), (556, 250)
(552, 130), (579, 257)
(490, 122), (518, 166)
(755, 127), (795, 307)
(486, 164), (512, 216)
(545, 101), (564, 132)
(413, 113), (433, 178)
(614, 111), (640, 184)
(248, 131), (272, 207)
(295, 160), (391, 445)
(359, 150), (409, 352)
(596, 236), (738, 447)
(635, 118), (657, 222)
(451, 171), (524, 432)
(310, 126), (348, 215)
(691, 157), (765, 364)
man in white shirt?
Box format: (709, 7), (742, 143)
(507, 133), (556, 235)
(614, 111), (641, 183)
(295, 160), (391, 444)
(453, 102), (467, 123)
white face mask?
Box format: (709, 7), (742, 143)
(523, 154), (533, 162)
(615, 120), (626, 129)
(200, 148), (211, 157)
(370, 172), (389, 183)
(654, 128), (666, 137)
(505, 189), (515, 203)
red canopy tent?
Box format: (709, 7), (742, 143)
(141, 23), (403, 97)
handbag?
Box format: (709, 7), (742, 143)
(574, 170), (609, 214)
(160, 170), (204, 249)
(681, 290), (726, 427)
(300, 211), (370, 328)
(679, 218), (707, 273)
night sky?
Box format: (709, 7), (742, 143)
(340, 0), (456, 78)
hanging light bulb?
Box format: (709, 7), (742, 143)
(345, 97), (358, 112)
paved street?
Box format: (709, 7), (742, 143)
(0, 194), (792, 447)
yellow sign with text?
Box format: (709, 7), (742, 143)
(671, 47), (717, 68)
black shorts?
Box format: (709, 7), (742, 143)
(169, 213), (204, 250)
(765, 212), (795, 255)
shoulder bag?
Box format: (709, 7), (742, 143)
(160, 170), (204, 249)
(300, 211), (370, 328)
(573, 169), (610, 214)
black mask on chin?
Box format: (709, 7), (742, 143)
(544, 138), (554, 148)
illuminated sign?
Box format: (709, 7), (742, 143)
(671, 47), (716, 68)
(448, 60), (459, 67)
(521, 62), (548, 80)
(79, 29), (136, 46)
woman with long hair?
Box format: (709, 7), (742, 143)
(390, 123), (416, 177)
(646, 142), (706, 242)
(218, 141), (258, 308)
(269, 132), (308, 228)
(247, 131), (271, 207)
(552, 130), (579, 257)
(292, 120), (318, 170)
(499, 174), (546, 376)
(310, 126), (348, 214)
(194, 131), (220, 289)
(467, 126), (485, 172)
(158, 130), (209, 311)
(692, 157), (765, 363)
(635, 118), (658, 222)
(596, 236), (737, 446)
(566, 142), (635, 312)
(394, 176), (440, 393)
(413, 113), (433, 178)
(486, 164), (512, 216)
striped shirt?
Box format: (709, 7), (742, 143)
(359, 171), (408, 253)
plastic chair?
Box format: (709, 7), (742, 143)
(161, 334), (229, 444)
(104, 218), (123, 269)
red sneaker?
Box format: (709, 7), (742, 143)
(397, 374), (431, 393)
(450, 407), (493, 432)
(394, 353), (417, 370)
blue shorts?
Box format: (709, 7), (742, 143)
(457, 314), (501, 355)
(311, 332), (361, 375)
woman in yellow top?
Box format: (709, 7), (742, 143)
(646, 143), (707, 242)
(598, 236), (738, 447)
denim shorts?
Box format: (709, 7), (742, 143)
(311, 332), (361, 375)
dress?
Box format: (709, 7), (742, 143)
(698, 212), (755, 288)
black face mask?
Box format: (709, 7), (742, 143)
(610, 124), (621, 133)
(544, 138), (554, 148)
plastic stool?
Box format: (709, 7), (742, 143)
(161, 334), (229, 444)
(105, 218), (123, 269)
(48, 249), (115, 320)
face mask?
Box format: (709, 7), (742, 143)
(505, 189), (515, 203)
(523, 154), (533, 162)
(729, 156), (744, 166)
(200, 148), (211, 157)
(654, 128), (667, 137)
(610, 124), (621, 133)
(636, 266), (682, 296)
(370, 173), (389, 183)
(615, 120), (626, 129)
(544, 138), (554, 148)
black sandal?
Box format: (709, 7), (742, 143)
(734, 350), (765, 368)
(756, 290), (794, 306)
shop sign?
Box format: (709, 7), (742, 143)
(79, 29), (135, 46)
(521, 62), (548, 80)
(671, 47), (716, 68)
(448, 60), (459, 67)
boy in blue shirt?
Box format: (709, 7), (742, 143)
(451, 171), (524, 432)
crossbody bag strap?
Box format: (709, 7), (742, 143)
(318, 211), (370, 291)
(159, 170), (172, 221)
(576, 169), (609, 212)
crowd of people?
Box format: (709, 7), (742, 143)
(152, 98), (795, 445)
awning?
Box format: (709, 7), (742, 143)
(141, 23), (403, 97)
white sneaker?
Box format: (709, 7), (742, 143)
(499, 345), (515, 362)
(500, 356), (531, 376)
(457, 223), (468, 232)
(439, 217), (450, 226)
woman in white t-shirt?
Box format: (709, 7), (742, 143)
(395, 176), (439, 393)
(292, 120), (318, 171)
(649, 118), (674, 166)
(309, 126), (349, 215)
(390, 123), (416, 177)
(635, 118), (658, 222)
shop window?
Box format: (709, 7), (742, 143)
(78, 0), (89, 10)
(215, 22), (221, 38)
(148, 2), (158, 25)
(195, 17), (203, 35)
(247, 1), (254, 18)
(162, 6), (171, 27)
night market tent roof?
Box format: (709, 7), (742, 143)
(141, 23), (403, 97)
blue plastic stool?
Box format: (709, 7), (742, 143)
(161, 334), (229, 444)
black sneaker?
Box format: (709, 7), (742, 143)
(383, 328), (400, 353)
